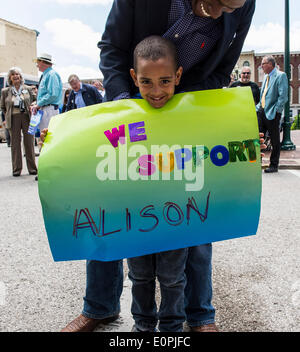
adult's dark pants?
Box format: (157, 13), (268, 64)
(258, 108), (281, 168)
(10, 112), (37, 175)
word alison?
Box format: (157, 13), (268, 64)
(73, 193), (210, 239)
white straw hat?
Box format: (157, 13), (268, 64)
(36, 53), (53, 64)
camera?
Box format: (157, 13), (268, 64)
(19, 99), (26, 113)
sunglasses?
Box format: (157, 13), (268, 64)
(241, 72), (250, 75)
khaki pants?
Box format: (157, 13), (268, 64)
(10, 112), (37, 175)
(39, 105), (59, 131)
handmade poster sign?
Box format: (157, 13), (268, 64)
(39, 88), (262, 262)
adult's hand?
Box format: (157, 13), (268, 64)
(259, 132), (266, 157)
(31, 104), (40, 115)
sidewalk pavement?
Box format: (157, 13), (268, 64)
(262, 130), (300, 169)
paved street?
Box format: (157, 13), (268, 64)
(0, 141), (299, 332)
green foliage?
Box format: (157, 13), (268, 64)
(291, 115), (300, 130)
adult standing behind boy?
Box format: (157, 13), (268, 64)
(229, 66), (260, 104)
(66, 75), (103, 111)
(256, 55), (288, 173)
(61, 0), (256, 333)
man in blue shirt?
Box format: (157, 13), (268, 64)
(31, 53), (62, 181)
(31, 53), (63, 131)
(66, 74), (102, 111)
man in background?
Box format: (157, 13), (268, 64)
(31, 53), (63, 180)
(230, 66), (260, 104)
(92, 80), (105, 98)
(256, 55), (288, 173)
(31, 53), (62, 131)
(66, 75), (103, 111)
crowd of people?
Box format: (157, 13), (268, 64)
(0, 54), (105, 179)
(0, 0), (289, 333)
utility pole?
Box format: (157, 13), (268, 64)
(281, 0), (296, 150)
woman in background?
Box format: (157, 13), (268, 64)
(61, 88), (71, 113)
(0, 67), (37, 177)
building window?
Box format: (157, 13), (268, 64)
(298, 64), (300, 80)
(290, 86), (293, 104)
(290, 64), (293, 81)
(258, 66), (264, 82)
(243, 61), (250, 67)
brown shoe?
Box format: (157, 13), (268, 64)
(60, 314), (119, 332)
(190, 323), (219, 332)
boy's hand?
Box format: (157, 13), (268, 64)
(259, 132), (266, 157)
(38, 128), (48, 148)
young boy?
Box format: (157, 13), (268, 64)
(127, 35), (187, 332)
(129, 36), (183, 109)
(40, 36), (187, 332)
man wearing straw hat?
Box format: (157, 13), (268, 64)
(31, 53), (63, 132)
(31, 53), (63, 180)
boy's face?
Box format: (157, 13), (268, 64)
(130, 57), (183, 109)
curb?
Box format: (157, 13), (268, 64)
(262, 164), (300, 170)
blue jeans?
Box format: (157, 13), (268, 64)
(82, 259), (123, 319)
(127, 249), (188, 332)
(185, 244), (215, 326)
(82, 245), (215, 326)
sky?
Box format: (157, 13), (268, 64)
(0, 0), (300, 82)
